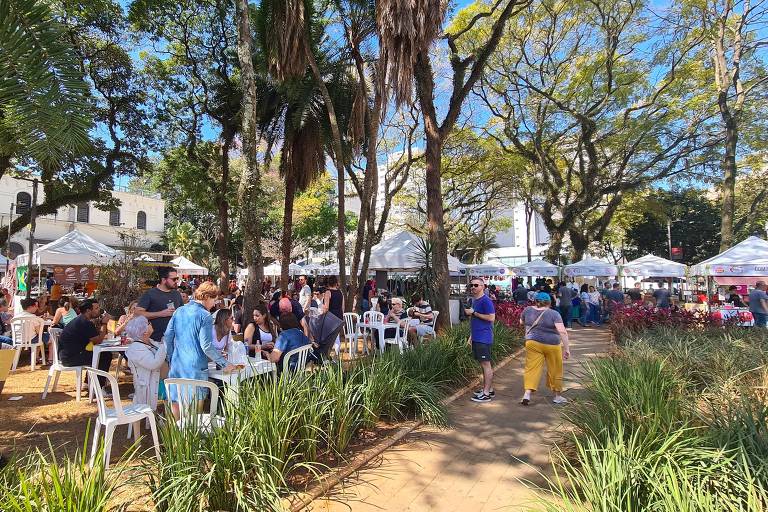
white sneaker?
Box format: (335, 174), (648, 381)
(552, 395), (568, 404)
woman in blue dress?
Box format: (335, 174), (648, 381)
(164, 281), (234, 419)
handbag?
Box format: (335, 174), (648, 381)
(525, 309), (547, 339)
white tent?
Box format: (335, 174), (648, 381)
(263, 263), (281, 276)
(367, 231), (465, 272)
(170, 256), (209, 276)
(621, 254), (687, 278)
(317, 262), (352, 276)
(469, 260), (511, 276)
(511, 259), (560, 277)
(15, 230), (117, 267)
(564, 256), (618, 277)
(692, 236), (768, 277)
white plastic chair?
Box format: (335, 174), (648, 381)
(86, 367), (160, 470)
(343, 312), (365, 357)
(418, 311), (439, 344)
(10, 318), (46, 371)
(42, 328), (85, 401)
(163, 378), (224, 433)
(361, 311), (384, 352)
(281, 344), (313, 376)
(384, 318), (413, 354)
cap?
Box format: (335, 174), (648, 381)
(534, 291), (551, 302)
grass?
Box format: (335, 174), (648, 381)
(538, 326), (768, 512)
(0, 322), (521, 511)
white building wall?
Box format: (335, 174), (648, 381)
(488, 202), (549, 266)
(0, 176), (165, 256)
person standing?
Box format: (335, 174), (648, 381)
(652, 282), (671, 309)
(465, 277), (496, 403)
(513, 283), (529, 305)
(135, 267), (183, 343)
(626, 282), (643, 302)
(298, 275), (312, 312)
(519, 292), (571, 405)
(557, 282), (575, 328)
(163, 281), (234, 419)
(749, 281), (768, 328)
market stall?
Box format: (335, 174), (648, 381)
(170, 256), (209, 276)
(510, 259), (560, 277)
(621, 254), (687, 278)
(468, 260), (511, 276)
(563, 256), (618, 278)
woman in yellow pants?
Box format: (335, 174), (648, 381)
(519, 292), (571, 405)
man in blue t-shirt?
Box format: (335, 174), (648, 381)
(465, 277), (496, 403)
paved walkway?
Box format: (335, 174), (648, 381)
(306, 327), (611, 512)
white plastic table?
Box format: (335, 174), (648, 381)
(359, 321), (388, 352)
(89, 341), (129, 401)
(208, 357), (277, 403)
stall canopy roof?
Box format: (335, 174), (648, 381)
(468, 260), (511, 276)
(15, 230), (118, 267)
(367, 231), (465, 272)
(621, 254), (687, 278)
(510, 259), (560, 277)
(692, 236), (768, 276)
(564, 256), (618, 277)
(170, 256), (209, 276)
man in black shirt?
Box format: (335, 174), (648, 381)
(136, 267), (183, 342)
(513, 284), (529, 304)
(59, 299), (113, 393)
(626, 282), (642, 302)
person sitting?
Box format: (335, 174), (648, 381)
(384, 297), (408, 340)
(407, 293), (434, 344)
(14, 298), (49, 359)
(52, 297), (78, 328)
(35, 295), (51, 318)
(58, 299), (113, 397)
(211, 308), (234, 357)
(125, 314), (165, 412)
(274, 297), (310, 336)
(243, 304), (276, 358)
(269, 313), (311, 373)
(115, 300), (150, 340)
(0, 298), (13, 348)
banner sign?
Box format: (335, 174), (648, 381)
(564, 266), (617, 277)
(709, 264), (768, 276)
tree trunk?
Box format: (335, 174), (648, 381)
(569, 229), (589, 262)
(414, 53), (450, 332)
(544, 229), (564, 264)
(235, 0), (264, 315)
(217, 133), (233, 292)
(524, 202), (533, 262)
(280, 173), (296, 291)
(305, 47), (348, 309)
(719, 105), (737, 251)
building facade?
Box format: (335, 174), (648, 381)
(0, 176), (165, 258)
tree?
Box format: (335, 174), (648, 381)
(378, 0), (531, 329)
(622, 189), (721, 265)
(131, 0), (242, 290)
(164, 220), (210, 264)
(235, 0), (265, 316)
(681, 0), (768, 250)
(477, 0), (715, 261)
(0, 0), (152, 246)
(0, 0), (92, 175)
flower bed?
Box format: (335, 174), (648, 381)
(609, 304), (730, 339)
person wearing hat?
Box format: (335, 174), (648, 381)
(519, 291), (571, 405)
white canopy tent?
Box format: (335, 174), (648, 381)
(170, 256), (209, 276)
(317, 263), (352, 276)
(511, 259), (560, 277)
(263, 263), (281, 276)
(468, 260), (511, 276)
(692, 236), (768, 277)
(367, 231), (466, 273)
(621, 254), (687, 278)
(564, 256), (618, 277)
(15, 230), (118, 267)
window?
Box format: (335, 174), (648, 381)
(15, 192), (31, 215)
(136, 210), (147, 230)
(109, 209), (121, 226)
(76, 202), (89, 223)
(8, 242), (24, 259)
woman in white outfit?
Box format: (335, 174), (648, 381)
(125, 316), (166, 411)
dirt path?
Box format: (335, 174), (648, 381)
(307, 327), (611, 512)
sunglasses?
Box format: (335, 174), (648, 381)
(470, 283), (483, 288)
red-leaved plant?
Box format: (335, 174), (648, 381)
(609, 304), (743, 341)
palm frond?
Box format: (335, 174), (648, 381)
(0, 0), (93, 171)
